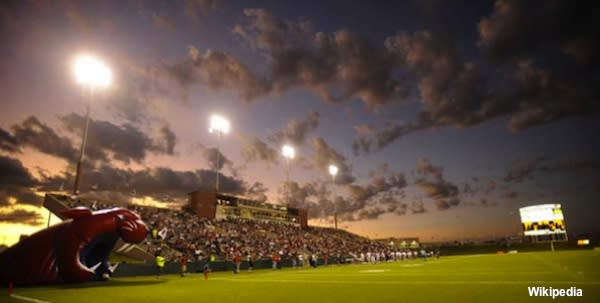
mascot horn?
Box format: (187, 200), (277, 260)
(0, 207), (148, 285)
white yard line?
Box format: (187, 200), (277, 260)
(285, 271), (556, 277)
(10, 294), (51, 303)
(211, 277), (600, 285)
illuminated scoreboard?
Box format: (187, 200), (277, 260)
(519, 204), (566, 236)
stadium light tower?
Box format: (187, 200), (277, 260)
(328, 164), (338, 180)
(209, 114), (230, 192)
(282, 145), (295, 206)
(72, 54), (112, 195)
(328, 164), (338, 229)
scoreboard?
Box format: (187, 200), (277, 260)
(519, 204), (566, 236)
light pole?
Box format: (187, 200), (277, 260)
(282, 145), (295, 206)
(209, 114), (230, 192)
(328, 164), (338, 229)
(72, 54), (112, 195)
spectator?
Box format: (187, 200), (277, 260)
(180, 255), (187, 277)
(155, 253), (165, 279)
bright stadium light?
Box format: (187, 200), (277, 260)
(328, 164), (339, 177)
(282, 145), (295, 159)
(209, 114), (230, 192)
(73, 55), (112, 89)
(209, 115), (231, 134)
(71, 54), (112, 195)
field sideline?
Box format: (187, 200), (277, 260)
(4, 250), (599, 303)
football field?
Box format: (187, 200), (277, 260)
(4, 250), (600, 303)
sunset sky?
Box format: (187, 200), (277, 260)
(1, 0), (599, 246)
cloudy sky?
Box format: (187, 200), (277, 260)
(1, 0), (599, 246)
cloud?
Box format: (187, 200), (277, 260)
(414, 158), (460, 210)
(311, 137), (355, 185)
(184, 0), (218, 23)
(0, 156), (41, 206)
(246, 182), (268, 203)
(504, 156), (600, 185)
(387, 202), (408, 216)
(0, 156), (38, 187)
(356, 207), (386, 220)
(0, 128), (19, 153)
(11, 116), (77, 161)
(502, 191), (518, 200)
(484, 179), (496, 194)
(353, 30), (490, 154)
(337, 171), (407, 219)
(195, 144), (232, 170)
(411, 200), (426, 214)
(387, 30), (489, 126)
(63, 0), (92, 33)
(103, 63), (158, 124)
(352, 122), (417, 155)
(240, 136), (278, 164)
(355, 21), (600, 154)
(280, 166), (407, 221)
(232, 9), (409, 109)
(159, 126), (177, 155)
(417, 180), (459, 205)
(165, 46), (271, 101)
(478, 0), (599, 64)
(462, 183), (476, 196)
(0, 208), (43, 225)
(476, 1), (600, 133)
(0, 145), (256, 210)
(479, 198), (497, 207)
(506, 60), (600, 132)
(434, 198), (460, 211)
(152, 14), (176, 32)
(41, 164), (247, 202)
(503, 157), (546, 183)
(5, 114), (177, 164)
(464, 197), (498, 207)
(159, 8), (598, 156)
(60, 113), (176, 164)
(547, 158), (600, 173)
(280, 181), (324, 218)
(269, 111), (320, 146)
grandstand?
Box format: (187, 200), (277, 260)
(187, 190), (308, 228)
(42, 193), (392, 266)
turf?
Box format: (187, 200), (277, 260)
(4, 250), (599, 303)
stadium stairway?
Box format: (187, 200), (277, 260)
(43, 193), (155, 263)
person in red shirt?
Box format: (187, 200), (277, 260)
(272, 252), (281, 270)
(180, 255), (187, 277)
(233, 254), (242, 274)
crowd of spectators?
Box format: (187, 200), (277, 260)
(60, 194), (428, 265)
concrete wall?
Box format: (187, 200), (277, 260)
(112, 258), (337, 277)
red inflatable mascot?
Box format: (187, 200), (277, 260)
(0, 207), (148, 285)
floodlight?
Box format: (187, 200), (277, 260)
(209, 115), (231, 134)
(282, 145), (295, 159)
(73, 55), (112, 88)
(328, 164), (339, 176)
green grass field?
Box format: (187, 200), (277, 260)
(4, 250), (600, 303)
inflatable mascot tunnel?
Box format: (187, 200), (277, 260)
(0, 207), (148, 285)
